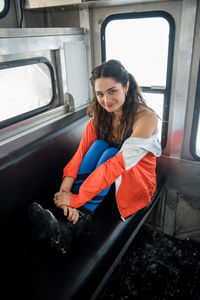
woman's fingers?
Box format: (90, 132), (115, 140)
(63, 206), (68, 217)
(53, 192), (60, 206)
(72, 210), (79, 224)
(67, 207), (73, 220)
(66, 207), (79, 224)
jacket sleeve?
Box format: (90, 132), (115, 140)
(70, 134), (162, 208)
(70, 151), (126, 207)
(63, 118), (97, 179)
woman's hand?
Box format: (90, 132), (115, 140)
(63, 207), (79, 224)
(53, 191), (79, 224)
(54, 190), (72, 208)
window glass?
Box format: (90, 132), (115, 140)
(105, 17), (169, 87)
(196, 119), (200, 157)
(0, 61), (54, 123)
(143, 92), (164, 140)
(0, 0), (4, 12)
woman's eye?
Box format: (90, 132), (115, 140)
(110, 90), (116, 95)
(97, 92), (103, 98)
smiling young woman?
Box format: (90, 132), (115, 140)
(29, 59), (162, 254)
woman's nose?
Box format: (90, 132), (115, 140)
(104, 94), (111, 103)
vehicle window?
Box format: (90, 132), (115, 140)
(143, 93), (164, 135)
(191, 61), (200, 160)
(0, 58), (56, 128)
(102, 12), (175, 144)
(0, 0), (4, 12)
(0, 0), (9, 18)
(196, 121), (200, 157)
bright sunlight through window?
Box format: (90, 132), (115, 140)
(0, 62), (53, 122)
(0, 0), (4, 12)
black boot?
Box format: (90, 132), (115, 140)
(53, 206), (93, 254)
(28, 202), (60, 242)
(28, 203), (93, 255)
(72, 206), (93, 237)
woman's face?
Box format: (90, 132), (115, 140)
(94, 77), (129, 114)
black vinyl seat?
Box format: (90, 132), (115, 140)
(1, 175), (163, 300)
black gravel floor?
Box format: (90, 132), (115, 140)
(98, 225), (200, 300)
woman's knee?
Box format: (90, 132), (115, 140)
(84, 140), (110, 161)
(78, 140), (110, 174)
(96, 147), (119, 167)
(104, 147), (119, 157)
(90, 139), (110, 151)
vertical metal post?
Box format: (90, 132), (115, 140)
(79, 7), (93, 101)
(44, 7), (54, 27)
(55, 48), (69, 107)
(14, 0), (26, 28)
(169, 0), (197, 158)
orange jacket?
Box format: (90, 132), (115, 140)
(63, 119), (161, 220)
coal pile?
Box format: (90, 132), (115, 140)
(98, 226), (200, 300)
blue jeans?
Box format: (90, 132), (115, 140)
(71, 140), (119, 211)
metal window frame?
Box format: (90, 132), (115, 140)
(0, 56), (57, 129)
(190, 60), (200, 161)
(101, 10), (175, 148)
(0, 0), (10, 19)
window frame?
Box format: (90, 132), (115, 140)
(0, 0), (10, 19)
(0, 57), (57, 130)
(190, 60), (200, 161)
(101, 11), (175, 148)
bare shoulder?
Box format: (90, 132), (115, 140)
(135, 106), (158, 124)
(132, 106), (158, 138)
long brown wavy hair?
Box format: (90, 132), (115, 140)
(87, 59), (147, 143)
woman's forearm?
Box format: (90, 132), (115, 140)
(54, 176), (75, 208)
(60, 176), (75, 193)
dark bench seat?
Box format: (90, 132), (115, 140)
(0, 111), (164, 300)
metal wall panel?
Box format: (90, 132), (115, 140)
(64, 40), (89, 109)
(167, 0), (197, 158)
(25, 0), (175, 10)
